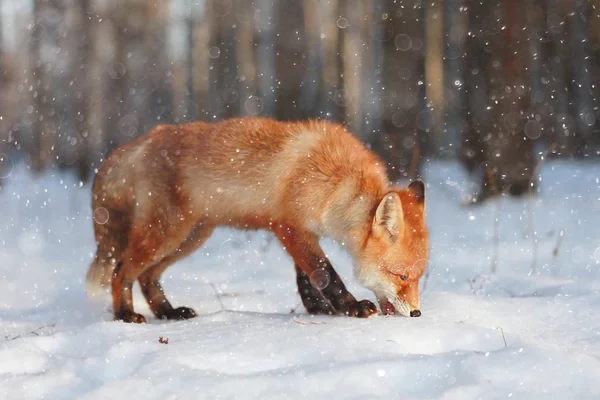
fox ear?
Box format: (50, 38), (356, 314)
(408, 180), (425, 204)
(373, 192), (404, 241)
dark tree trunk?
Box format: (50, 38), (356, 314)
(369, 0), (427, 181)
(476, 1), (536, 200)
(274, 0), (307, 121)
(461, 0), (491, 178)
(29, 0), (53, 173)
(70, 0), (93, 182)
(254, 0), (277, 117)
(146, 0), (174, 126)
(570, 0), (594, 157)
(546, 0), (576, 157)
(208, 0), (240, 120)
(443, 0), (467, 156)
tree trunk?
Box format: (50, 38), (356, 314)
(443, 0), (468, 156)
(461, 0), (491, 178)
(69, 0), (93, 182)
(29, 0), (58, 173)
(475, 1), (536, 200)
(146, 0), (173, 125)
(190, 3), (211, 121)
(545, 0), (580, 158)
(317, 0), (345, 122)
(300, 0), (323, 119)
(235, 0), (258, 117)
(274, 0), (306, 121)
(570, 0), (594, 157)
(208, 0), (240, 120)
(254, 0), (277, 117)
(341, 0), (367, 133)
(369, 0), (427, 181)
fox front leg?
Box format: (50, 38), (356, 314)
(277, 228), (377, 318)
(295, 264), (335, 315)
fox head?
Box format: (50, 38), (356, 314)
(354, 180), (429, 317)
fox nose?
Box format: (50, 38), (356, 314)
(410, 309), (421, 318)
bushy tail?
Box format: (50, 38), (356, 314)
(85, 258), (116, 303)
(85, 207), (129, 303)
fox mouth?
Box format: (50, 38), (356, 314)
(378, 297), (398, 315)
(378, 296), (422, 317)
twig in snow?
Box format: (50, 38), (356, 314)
(551, 229), (564, 276)
(6, 324), (56, 341)
(553, 229), (564, 258)
(158, 336), (169, 344)
(292, 317), (327, 325)
(497, 327), (507, 347)
(289, 302), (302, 314)
(209, 283), (227, 312)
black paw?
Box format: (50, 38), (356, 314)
(116, 310), (147, 324)
(160, 306), (197, 320)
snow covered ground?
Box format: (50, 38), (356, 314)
(0, 158), (599, 399)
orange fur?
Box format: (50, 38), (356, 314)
(86, 117), (429, 322)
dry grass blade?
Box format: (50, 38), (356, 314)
(292, 317), (327, 325)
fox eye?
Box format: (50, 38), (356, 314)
(399, 274), (408, 281)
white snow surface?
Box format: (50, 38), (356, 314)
(0, 160), (599, 399)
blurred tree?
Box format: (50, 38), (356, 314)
(0, 0), (7, 182)
(0, 0), (6, 143)
(208, 0), (240, 120)
(443, 0), (467, 157)
(189, 1), (211, 121)
(68, 0), (93, 181)
(301, 0), (324, 119)
(318, 0), (345, 122)
(368, 0), (427, 181)
(235, 0), (258, 117)
(590, 0), (600, 155)
(570, 0), (594, 157)
(29, 0), (61, 173)
(425, 0), (444, 150)
(461, 0), (490, 186)
(146, 0), (174, 125)
(545, 0), (574, 156)
(472, 0), (535, 200)
(254, 0), (277, 117)
(102, 1), (129, 152)
(340, 0), (368, 133)
(274, 0), (307, 120)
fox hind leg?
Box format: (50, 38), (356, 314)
(111, 256), (147, 323)
(138, 224), (215, 320)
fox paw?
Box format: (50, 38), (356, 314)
(160, 306), (197, 320)
(344, 299), (378, 318)
(116, 310), (147, 324)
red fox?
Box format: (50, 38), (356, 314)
(86, 117), (429, 323)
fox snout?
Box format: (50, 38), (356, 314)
(398, 283), (420, 317)
(375, 282), (420, 317)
